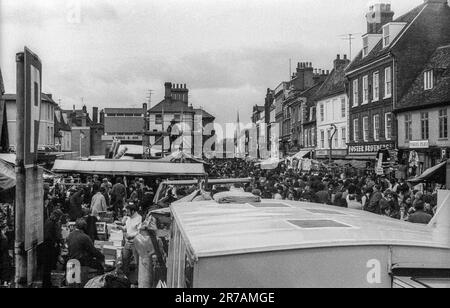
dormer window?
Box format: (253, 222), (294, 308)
(382, 22), (407, 48)
(383, 25), (390, 47)
(363, 36), (369, 57)
(424, 70), (434, 90)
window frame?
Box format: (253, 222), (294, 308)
(373, 114), (380, 142)
(404, 113), (412, 141)
(373, 71), (379, 102)
(155, 114), (163, 125)
(352, 79), (359, 107)
(341, 98), (346, 118)
(424, 70), (434, 90)
(384, 67), (392, 98)
(439, 109), (448, 139)
(353, 118), (359, 142)
(421, 112), (429, 140)
(363, 116), (369, 142)
(385, 113), (392, 141)
(362, 75), (369, 104)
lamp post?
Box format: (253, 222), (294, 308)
(328, 124), (337, 165)
(79, 131), (85, 160)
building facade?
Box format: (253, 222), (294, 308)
(148, 82), (215, 157)
(396, 45), (450, 174)
(102, 107), (145, 145)
(315, 55), (350, 160)
(2, 93), (57, 151)
(62, 105), (104, 158)
(346, 0), (450, 162)
(54, 106), (72, 152)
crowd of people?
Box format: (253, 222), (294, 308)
(206, 158), (440, 224)
(36, 175), (169, 288)
(0, 157), (444, 288)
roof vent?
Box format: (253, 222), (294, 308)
(248, 202), (290, 208)
(304, 209), (347, 215)
(287, 219), (352, 229)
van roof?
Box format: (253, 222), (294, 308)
(171, 200), (450, 259)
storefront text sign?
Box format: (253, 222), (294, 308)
(409, 140), (429, 149)
(349, 142), (394, 154)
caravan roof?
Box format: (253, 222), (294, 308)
(171, 200), (450, 259)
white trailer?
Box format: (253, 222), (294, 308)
(167, 195), (450, 288)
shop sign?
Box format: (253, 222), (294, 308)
(409, 140), (429, 149)
(348, 142), (394, 154)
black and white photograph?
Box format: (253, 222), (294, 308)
(1, 0), (450, 292)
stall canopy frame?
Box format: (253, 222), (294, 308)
(408, 161), (447, 184)
(51, 159), (206, 176)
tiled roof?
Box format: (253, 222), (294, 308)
(314, 65), (348, 101)
(104, 108), (144, 114)
(397, 45), (450, 111)
(1, 93), (57, 105)
(194, 108), (215, 119)
(346, 3), (427, 73)
(149, 99), (195, 113)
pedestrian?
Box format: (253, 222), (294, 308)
(408, 200), (433, 224)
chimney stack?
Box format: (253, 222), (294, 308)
(366, 3), (394, 34)
(92, 107), (98, 123)
(164, 82), (172, 99)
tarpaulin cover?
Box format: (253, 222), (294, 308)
(408, 161), (447, 184)
(52, 159), (206, 176)
(0, 158), (15, 190)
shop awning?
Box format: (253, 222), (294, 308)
(158, 150), (206, 164)
(0, 157), (15, 190)
(291, 150), (310, 160)
(408, 161), (447, 184)
(52, 159), (206, 177)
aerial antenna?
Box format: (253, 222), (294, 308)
(146, 89), (154, 109)
(289, 58), (292, 80)
(338, 33), (361, 60)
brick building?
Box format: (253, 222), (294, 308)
(148, 82), (215, 157)
(3, 93), (57, 151)
(315, 55), (351, 160)
(62, 105), (104, 158)
(346, 0), (450, 162)
(396, 45), (450, 173)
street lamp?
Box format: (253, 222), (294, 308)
(328, 124), (337, 164)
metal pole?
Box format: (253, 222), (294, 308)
(15, 52), (27, 288)
(329, 124), (337, 165)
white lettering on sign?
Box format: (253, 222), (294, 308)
(30, 65), (41, 154)
(366, 259), (381, 284)
(409, 140), (429, 149)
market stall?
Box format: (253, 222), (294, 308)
(52, 159), (206, 177)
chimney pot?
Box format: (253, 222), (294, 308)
(337, 54), (340, 60)
(344, 54), (347, 60)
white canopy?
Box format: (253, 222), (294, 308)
(52, 159), (206, 177)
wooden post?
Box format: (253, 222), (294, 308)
(14, 52), (27, 288)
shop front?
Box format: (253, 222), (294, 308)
(347, 141), (396, 160)
(398, 140), (449, 178)
(316, 149), (348, 160)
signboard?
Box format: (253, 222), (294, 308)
(25, 167), (44, 251)
(409, 140), (429, 149)
(24, 47), (42, 166)
(348, 142), (394, 154)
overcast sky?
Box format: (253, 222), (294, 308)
(0, 0), (423, 130)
